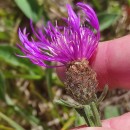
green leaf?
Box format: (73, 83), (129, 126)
(0, 44), (31, 68)
(13, 105), (40, 125)
(98, 13), (119, 31)
(54, 99), (81, 108)
(92, 0), (102, 11)
(3, 71), (42, 80)
(0, 71), (6, 100)
(61, 116), (75, 130)
(0, 125), (14, 130)
(5, 95), (49, 129)
(75, 111), (86, 126)
(128, 0), (130, 5)
(0, 32), (9, 41)
(0, 44), (43, 79)
(54, 99), (72, 107)
(0, 112), (25, 130)
(104, 106), (120, 119)
(14, 0), (42, 22)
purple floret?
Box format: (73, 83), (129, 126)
(18, 2), (100, 67)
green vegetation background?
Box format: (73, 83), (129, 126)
(0, 0), (130, 130)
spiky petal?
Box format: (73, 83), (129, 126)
(18, 3), (100, 67)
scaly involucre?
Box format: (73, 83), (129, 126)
(18, 3), (100, 67)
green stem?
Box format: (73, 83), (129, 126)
(84, 105), (95, 126)
(75, 102), (102, 127)
(75, 108), (90, 126)
(0, 112), (24, 130)
(45, 68), (53, 100)
(98, 85), (108, 103)
(90, 102), (102, 126)
(75, 105), (95, 127)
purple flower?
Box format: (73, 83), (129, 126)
(18, 3), (100, 67)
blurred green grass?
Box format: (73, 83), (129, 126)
(0, 0), (130, 130)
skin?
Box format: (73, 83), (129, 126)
(56, 35), (130, 130)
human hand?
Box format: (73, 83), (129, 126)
(71, 112), (130, 130)
(57, 35), (130, 90)
(56, 35), (130, 130)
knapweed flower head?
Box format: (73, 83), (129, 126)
(18, 2), (100, 105)
(18, 2), (100, 68)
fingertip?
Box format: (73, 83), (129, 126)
(84, 128), (114, 130)
(91, 35), (130, 90)
(90, 43), (108, 89)
(102, 112), (130, 130)
(71, 127), (114, 130)
(70, 125), (87, 130)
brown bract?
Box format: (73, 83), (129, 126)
(64, 59), (98, 105)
